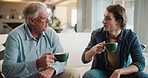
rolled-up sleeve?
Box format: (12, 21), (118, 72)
(2, 34), (38, 77)
(48, 29), (66, 75)
(82, 31), (97, 64)
(49, 62), (67, 75)
(130, 34), (145, 71)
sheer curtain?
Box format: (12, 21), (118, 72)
(134, 0), (148, 53)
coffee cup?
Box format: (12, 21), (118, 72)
(104, 43), (118, 52)
(54, 52), (69, 62)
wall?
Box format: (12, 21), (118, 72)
(77, 0), (92, 32)
(134, 0), (148, 53)
(0, 2), (27, 34)
(55, 6), (67, 29)
(54, 2), (76, 29)
(0, 2), (27, 19)
(91, 0), (112, 31)
(77, 0), (84, 32)
(66, 3), (76, 27)
(0, 2), (53, 18)
(77, 0), (112, 32)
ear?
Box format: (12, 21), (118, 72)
(28, 17), (35, 25)
(117, 19), (122, 26)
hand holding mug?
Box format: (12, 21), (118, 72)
(104, 43), (118, 52)
(54, 52), (69, 62)
(36, 53), (55, 69)
(84, 41), (105, 62)
(91, 41), (105, 54)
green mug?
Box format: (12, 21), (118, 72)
(104, 43), (118, 52)
(54, 52), (69, 62)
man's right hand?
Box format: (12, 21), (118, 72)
(85, 41), (105, 62)
(91, 41), (105, 54)
(36, 53), (55, 69)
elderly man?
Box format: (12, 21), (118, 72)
(2, 2), (80, 78)
(82, 4), (148, 78)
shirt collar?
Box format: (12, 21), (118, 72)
(105, 29), (124, 42)
(24, 23), (45, 40)
(118, 30), (124, 41)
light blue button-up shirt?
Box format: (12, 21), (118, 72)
(2, 23), (66, 78)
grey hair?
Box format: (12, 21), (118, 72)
(23, 2), (47, 24)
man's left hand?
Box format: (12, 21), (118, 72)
(110, 69), (122, 78)
(37, 68), (55, 78)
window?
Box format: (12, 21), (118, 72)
(47, 8), (52, 20)
(71, 9), (77, 26)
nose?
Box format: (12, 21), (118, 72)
(102, 19), (106, 24)
(46, 18), (50, 23)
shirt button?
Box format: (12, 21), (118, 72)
(37, 51), (40, 54)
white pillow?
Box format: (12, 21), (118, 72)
(58, 33), (91, 68)
(0, 34), (7, 51)
(0, 45), (5, 52)
(0, 34), (8, 45)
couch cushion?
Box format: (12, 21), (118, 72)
(144, 53), (148, 72)
(0, 34), (8, 45)
(57, 33), (91, 68)
(0, 34), (7, 51)
(0, 45), (5, 52)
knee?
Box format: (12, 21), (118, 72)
(134, 71), (148, 78)
(64, 69), (80, 78)
(83, 70), (97, 78)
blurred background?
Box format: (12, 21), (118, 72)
(0, 0), (148, 52)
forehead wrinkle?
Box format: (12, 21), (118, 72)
(37, 11), (49, 18)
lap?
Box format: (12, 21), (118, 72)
(83, 69), (112, 78)
(52, 69), (80, 78)
(83, 69), (148, 78)
(121, 71), (148, 78)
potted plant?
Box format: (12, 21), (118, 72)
(48, 17), (62, 33)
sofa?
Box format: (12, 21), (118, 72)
(0, 33), (148, 78)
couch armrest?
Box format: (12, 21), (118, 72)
(0, 60), (3, 73)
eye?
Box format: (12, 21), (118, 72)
(105, 17), (111, 20)
(41, 17), (48, 19)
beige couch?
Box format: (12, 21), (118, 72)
(0, 33), (148, 78)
